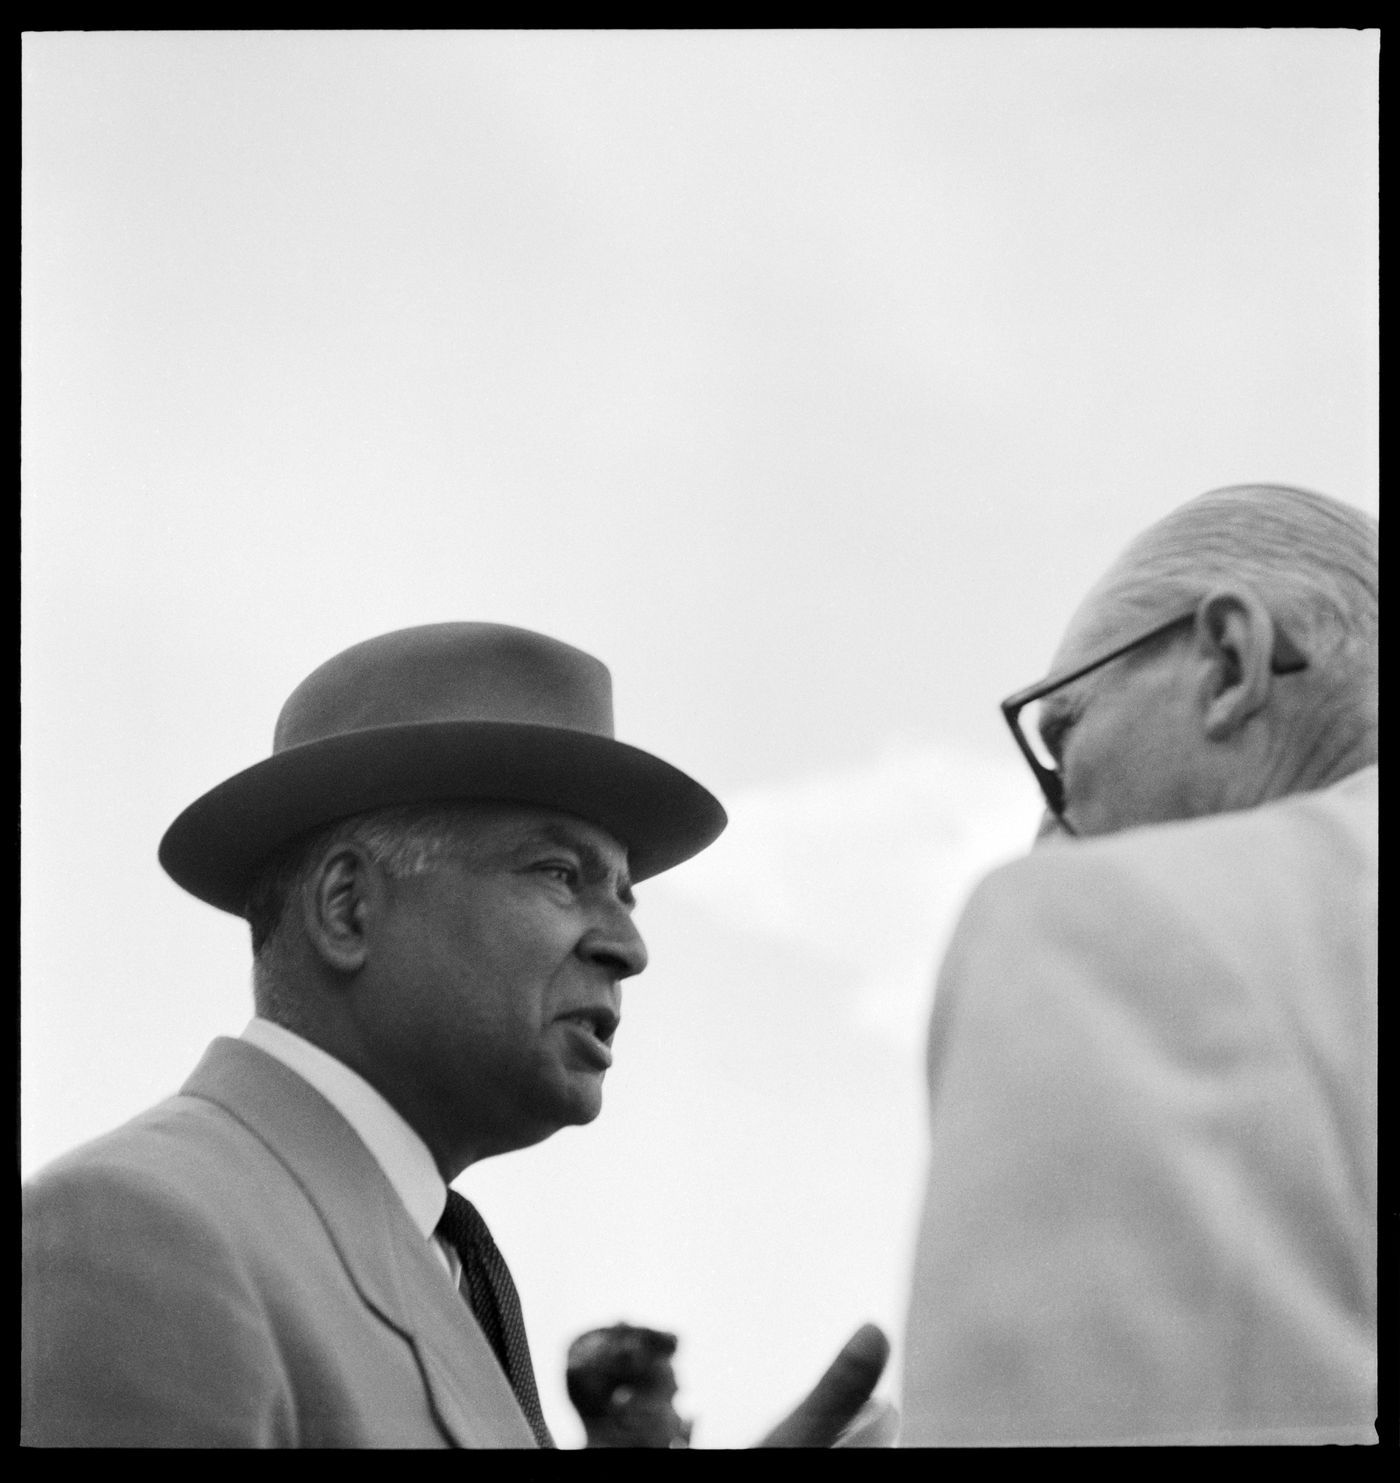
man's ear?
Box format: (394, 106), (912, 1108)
(1195, 588), (1276, 740)
(300, 843), (379, 974)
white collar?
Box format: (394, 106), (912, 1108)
(240, 1017), (448, 1243)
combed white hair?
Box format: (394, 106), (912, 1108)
(1082, 484), (1377, 680)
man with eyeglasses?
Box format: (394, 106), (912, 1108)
(900, 485), (1377, 1447)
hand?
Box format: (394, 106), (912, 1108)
(751, 1323), (891, 1448)
(832, 1398), (901, 1448)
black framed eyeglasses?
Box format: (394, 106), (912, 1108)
(1000, 608), (1309, 835)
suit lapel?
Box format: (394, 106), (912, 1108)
(181, 1038), (537, 1448)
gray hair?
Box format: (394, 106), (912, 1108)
(246, 802), (492, 1022)
(1080, 484), (1377, 688)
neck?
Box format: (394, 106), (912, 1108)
(1220, 680), (1375, 814)
(1267, 708), (1377, 803)
(1290, 729), (1376, 795)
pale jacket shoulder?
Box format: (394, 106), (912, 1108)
(902, 769), (1377, 1448)
(976, 763), (1375, 924)
(22, 1037), (535, 1449)
(944, 767), (1376, 1023)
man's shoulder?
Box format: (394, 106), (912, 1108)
(23, 1037), (318, 1219)
(977, 768), (1376, 913)
(951, 771), (1377, 998)
(25, 1082), (272, 1221)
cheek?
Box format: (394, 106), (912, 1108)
(386, 897), (576, 1031)
(1062, 717), (1144, 827)
(380, 933), (507, 1048)
(1071, 715), (1193, 832)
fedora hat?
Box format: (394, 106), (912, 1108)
(159, 623), (727, 915)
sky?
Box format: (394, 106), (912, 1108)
(22, 29), (1378, 1446)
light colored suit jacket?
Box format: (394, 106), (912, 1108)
(22, 1037), (539, 1448)
(901, 767), (1377, 1446)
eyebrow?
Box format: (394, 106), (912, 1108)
(530, 825), (636, 907)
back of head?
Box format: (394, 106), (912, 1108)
(1092, 485), (1376, 640)
(566, 1323), (684, 1446)
(1072, 483), (1377, 758)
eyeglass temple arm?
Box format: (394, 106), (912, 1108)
(1270, 624), (1309, 674)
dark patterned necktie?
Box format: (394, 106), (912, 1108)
(436, 1189), (555, 1448)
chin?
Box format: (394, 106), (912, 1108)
(564, 1088), (605, 1127)
(516, 1086), (605, 1147)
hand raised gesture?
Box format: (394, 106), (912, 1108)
(752, 1323), (892, 1448)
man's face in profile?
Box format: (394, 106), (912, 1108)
(357, 804), (649, 1164)
(610, 1362), (690, 1447)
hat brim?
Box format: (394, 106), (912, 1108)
(158, 721), (727, 915)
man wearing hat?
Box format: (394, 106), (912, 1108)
(22, 623), (888, 1448)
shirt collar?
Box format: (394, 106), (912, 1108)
(241, 1017), (448, 1240)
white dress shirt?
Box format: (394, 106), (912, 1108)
(241, 1018), (460, 1282)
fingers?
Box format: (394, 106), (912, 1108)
(831, 1397), (902, 1448)
(753, 1323), (890, 1448)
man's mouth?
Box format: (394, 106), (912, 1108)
(557, 1008), (619, 1064)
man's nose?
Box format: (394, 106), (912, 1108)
(581, 901), (649, 979)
